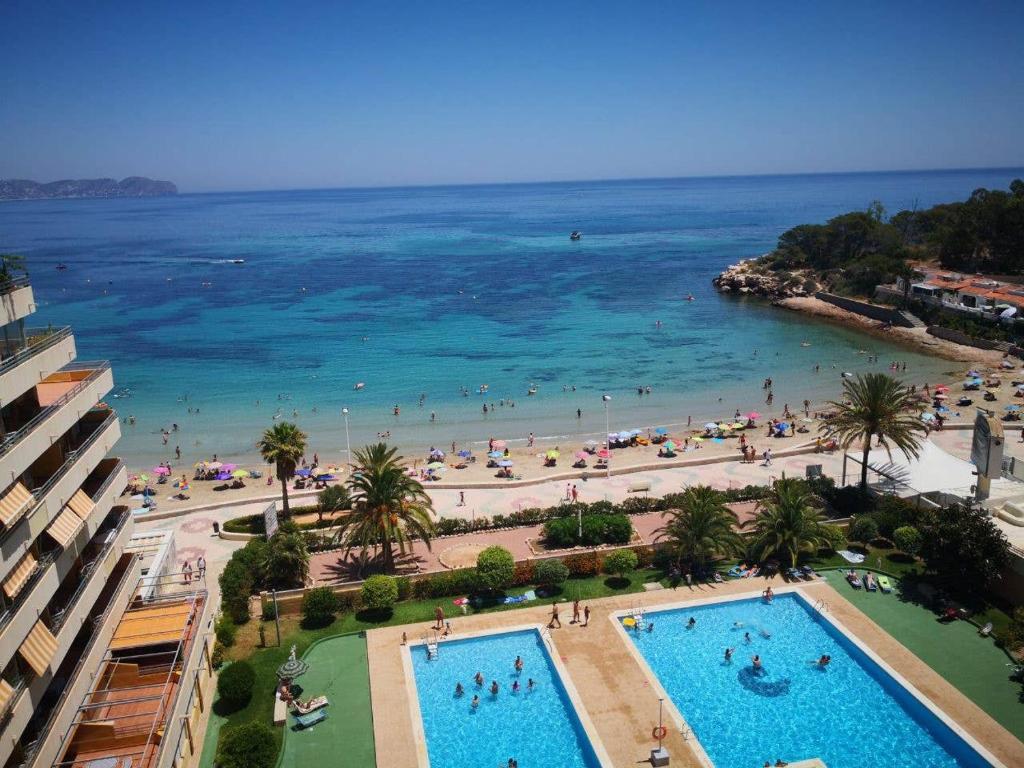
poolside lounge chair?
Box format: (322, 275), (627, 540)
(785, 567), (801, 580)
(877, 575), (892, 593)
(863, 573), (877, 591)
(846, 570), (862, 589)
(293, 709), (327, 729)
(292, 696), (329, 715)
(979, 622), (993, 637)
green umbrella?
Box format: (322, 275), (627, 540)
(232, 469), (250, 478)
(664, 441), (676, 452)
(277, 645), (309, 681)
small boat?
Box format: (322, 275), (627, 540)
(56, 263), (68, 271)
(527, 386), (537, 396)
(800, 341), (811, 347)
(230, 259), (245, 264)
(569, 231), (582, 241)
(354, 382), (365, 391)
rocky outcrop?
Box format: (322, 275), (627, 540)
(713, 259), (820, 299)
(0, 176), (177, 201)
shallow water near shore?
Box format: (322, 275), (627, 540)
(2, 168), (1020, 470)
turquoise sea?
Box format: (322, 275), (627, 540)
(2, 168), (1021, 469)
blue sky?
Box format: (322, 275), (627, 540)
(1, 1), (1022, 192)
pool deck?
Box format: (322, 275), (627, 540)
(367, 577), (1024, 768)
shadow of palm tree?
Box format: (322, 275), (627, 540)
(318, 548), (426, 583)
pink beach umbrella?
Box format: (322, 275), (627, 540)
(221, 463), (238, 472)
(492, 440), (507, 449)
(746, 412), (761, 420)
(152, 466), (171, 476)
(575, 451), (589, 460)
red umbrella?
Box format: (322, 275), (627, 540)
(597, 449), (611, 459)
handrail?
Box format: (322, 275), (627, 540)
(17, 550), (137, 768)
(50, 510), (131, 634)
(0, 275), (31, 295)
(0, 411), (118, 550)
(0, 361), (110, 461)
(0, 327), (72, 376)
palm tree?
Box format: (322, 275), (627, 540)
(257, 422), (307, 516)
(654, 485), (744, 572)
(262, 526), (310, 587)
(746, 479), (826, 567)
(821, 372), (928, 490)
(337, 443), (435, 573)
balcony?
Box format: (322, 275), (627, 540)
(0, 461), (128, 665)
(0, 280), (34, 327)
(0, 328), (76, 405)
(0, 413), (121, 575)
(0, 362), (113, 487)
(0, 533), (138, 768)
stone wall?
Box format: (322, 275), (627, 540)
(925, 325), (1024, 357)
(814, 291), (914, 327)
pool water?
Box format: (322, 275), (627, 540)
(409, 628), (603, 768)
(625, 593), (992, 768)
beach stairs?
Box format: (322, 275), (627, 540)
(899, 310), (927, 328)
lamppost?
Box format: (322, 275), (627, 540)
(341, 407), (351, 468)
(602, 394), (611, 478)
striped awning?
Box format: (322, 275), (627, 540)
(45, 507), (84, 548)
(19, 620), (58, 676)
(0, 482), (33, 527)
(0, 679), (14, 714)
(3, 551), (38, 600)
(66, 489), (94, 521)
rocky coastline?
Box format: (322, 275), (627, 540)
(712, 257), (820, 299)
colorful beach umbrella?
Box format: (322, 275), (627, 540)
(664, 441), (676, 451)
(654, 427), (668, 435)
(221, 463), (237, 472)
(137, 473), (150, 482)
(545, 449), (560, 459)
(488, 450), (503, 458)
(703, 422), (718, 430)
(458, 450), (472, 458)
(295, 468), (312, 477)
(746, 412), (761, 420)
(427, 461), (445, 469)
(231, 469), (250, 478)
(206, 461), (222, 470)
(575, 451), (588, 460)
(215, 471), (231, 481)
(729, 423), (746, 429)
(597, 449), (610, 459)
(152, 466), (170, 476)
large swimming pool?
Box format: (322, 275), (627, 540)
(622, 592), (996, 768)
(408, 627), (606, 768)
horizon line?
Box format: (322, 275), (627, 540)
(178, 164), (1024, 196)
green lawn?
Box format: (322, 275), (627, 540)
(822, 570), (1024, 740)
(202, 568), (665, 766)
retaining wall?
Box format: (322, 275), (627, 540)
(925, 325), (1024, 357)
(815, 291), (914, 327)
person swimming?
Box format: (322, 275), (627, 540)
(474, 671), (484, 686)
(687, 617), (696, 629)
(763, 586), (774, 602)
(527, 678), (535, 691)
(471, 695), (479, 709)
(455, 682), (464, 697)
(752, 655), (763, 670)
(724, 647), (734, 663)
(490, 680), (499, 695)
(816, 655), (831, 667)
(512, 679), (520, 693)
(514, 655), (523, 672)
(744, 632), (752, 643)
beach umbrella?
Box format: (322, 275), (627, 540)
(746, 412), (761, 420)
(921, 412), (936, 422)
(664, 441), (676, 451)
(206, 461), (223, 470)
(427, 461), (445, 470)
(692, 436), (704, 442)
(492, 440), (507, 449)
(277, 650), (309, 682)
(231, 469), (250, 478)
(629, 429), (642, 436)
(295, 468), (312, 477)
(617, 431), (632, 441)
(488, 450), (503, 458)
(458, 450), (472, 458)
(584, 439), (598, 447)
(152, 466), (170, 476)
(430, 449), (445, 459)
(934, 385), (950, 392)
(315, 473), (336, 481)
(934, 394), (948, 400)
(221, 463), (237, 472)
(654, 427), (668, 435)
(215, 471), (231, 481)
(597, 449), (610, 459)
(545, 449), (560, 459)
(778, 423), (789, 431)
(575, 451), (589, 460)
(498, 459), (514, 467)
(137, 473), (150, 483)
(703, 422), (718, 430)
(730, 423), (746, 430)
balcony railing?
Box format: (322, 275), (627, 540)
(49, 509), (131, 635)
(0, 275), (31, 296)
(89, 459), (125, 504)
(0, 327), (72, 377)
(12, 547), (136, 768)
(0, 411), (119, 550)
(0, 550), (58, 633)
(0, 361), (111, 461)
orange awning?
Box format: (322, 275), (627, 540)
(3, 551), (38, 600)
(110, 601), (195, 650)
(66, 489), (95, 521)
(0, 679), (14, 714)
(0, 482), (33, 527)
(45, 506), (84, 548)
(19, 620), (57, 676)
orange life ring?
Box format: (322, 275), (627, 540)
(652, 726), (668, 740)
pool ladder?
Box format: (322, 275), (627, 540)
(813, 598), (831, 614)
(424, 630), (440, 659)
(540, 627), (555, 653)
(630, 602), (645, 629)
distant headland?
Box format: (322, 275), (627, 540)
(0, 176), (177, 201)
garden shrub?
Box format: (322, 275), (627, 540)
(214, 616), (237, 648)
(849, 516), (879, 544)
(892, 525), (922, 556)
(819, 524), (847, 553)
(217, 661), (256, 710)
(603, 549), (638, 577)
(534, 558), (569, 587)
(563, 551), (599, 577)
(395, 576), (412, 600)
(216, 721), (277, 768)
(450, 568), (478, 594)
(361, 575), (399, 611)
(219, 559), (254, 624)
(873, 495), (920, 538)
(543, 514), (632, 548)
(302, 586), (339, 626)
(513, 560), (536, 586)
(619, 496), (658, 514)
(476, 546), (515, 592)
(211, 641), (225, 669)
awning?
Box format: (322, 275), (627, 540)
(45, 506), (84, 548)
(19, 620), (57, 676)
(0, 482), (33, 527)
(0, 679), (14, 714)
(3, 551), (38, 600)
(66, 489), (94, 521)
(110, 601), (195, 650)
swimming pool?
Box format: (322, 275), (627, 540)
(619, 592), (999, 768)
(406, 626), (609, 768)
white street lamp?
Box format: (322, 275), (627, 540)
(341, 408), (351, 468)
(602, 394), (611, 478)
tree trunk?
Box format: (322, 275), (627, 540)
(860, 436), (871, 491)
(279, 476), (290, 517)
(383, 541), (394, 573)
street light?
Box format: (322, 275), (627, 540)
(341, 408), (351, 468)
(602, 394), (611, 478)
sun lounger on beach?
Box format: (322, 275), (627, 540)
(727, 565), (746, 578)
(292, 696), (329, 715)
(293, 709), (327, 729)
(877, 575), (892, 593)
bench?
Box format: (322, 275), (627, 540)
(294, 709), (327, 729)
(627, 480), (651, 493)
(273, 696), (287, 726)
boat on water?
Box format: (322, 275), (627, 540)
(354, 382), (365, 390)
(527, 384), (538, 395)
(570, 231), (582, 241)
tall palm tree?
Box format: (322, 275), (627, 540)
(747, 479), (826, 567)
(337, 443), (435, 573)
(821, 372), (928, 490)
(257, 421), (307, 516)
(654, 485), (744, 572)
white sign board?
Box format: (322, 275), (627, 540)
(263, 501), (280, 538)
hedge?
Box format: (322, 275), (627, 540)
(217, 722), (276, 768)
(222, 506), (341, 534)
(542, 513), (632, 548)
(302, 586), (339, 626)
(361, 575), (399, 610)
(217, 661), (256, 710)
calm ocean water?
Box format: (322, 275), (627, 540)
(2, 169), (1021, 469)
